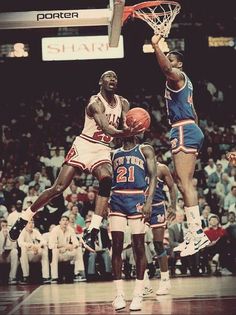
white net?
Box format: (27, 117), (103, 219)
(133, 1), (181, 37)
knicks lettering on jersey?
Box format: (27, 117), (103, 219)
(113, 155), (145, 171)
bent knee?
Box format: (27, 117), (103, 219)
(52, 183), (66, 194)
(98, 176), (112, 197)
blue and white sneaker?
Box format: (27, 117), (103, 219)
(180, 231), (210, 257)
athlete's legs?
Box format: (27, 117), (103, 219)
(130, 233), (146, 310)
(23, 164), (77, 217)
(172, 151), (197, 206)
(132, 233), (147, 279)
(87, 163), (112, 232)
(111, 231), (124, 280)
(9, 164), (77, 241)
(172, 151), (201, 228)
(152, 227), (171, 295)
(110, 215), (127, 310)
(173, 151), (210, 256)
(152, 227), (168, 272)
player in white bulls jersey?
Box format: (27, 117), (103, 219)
(9, 70), (144, 252)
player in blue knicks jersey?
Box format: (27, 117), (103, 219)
(109, 136), (156, 311)
(151, 34), (210, 257)
(144, 162), (176, 296)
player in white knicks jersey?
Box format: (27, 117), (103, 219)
(9, 70), (144, 251)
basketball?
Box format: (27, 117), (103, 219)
(126, 107), (151, 130)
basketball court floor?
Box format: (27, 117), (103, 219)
(1, 276), (236, 314)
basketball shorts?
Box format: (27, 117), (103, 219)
(148, 201), (166, 228)
(64, 136), (112, 173)
(109, 190), (146, 234)
(170, 120), (204, 154)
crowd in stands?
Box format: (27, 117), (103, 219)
(0, 78), (236, 285)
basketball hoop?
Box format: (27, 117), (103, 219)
(123, 1), (181, 37)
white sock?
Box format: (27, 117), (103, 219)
(144, 270), (150, 288)
(133, 279), (144, 296)
(114, 279), (124, 296)
(160, 271), (169, 281)
(21, 207), (35, 221)
(185, 206), (202, 230)
(88, 214), (103, 231)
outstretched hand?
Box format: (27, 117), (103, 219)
(123, 119), (145, 137)
(151, 34), (162, 47)
(141, 203), (151, 223)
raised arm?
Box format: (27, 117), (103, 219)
(151, 35), (184, 83)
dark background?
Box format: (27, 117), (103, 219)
(0, 0), (235, 105)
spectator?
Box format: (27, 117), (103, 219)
(222, 212), (236, 229)
(22, 186), (38, 210)
(201, 204), (211, 230)
(207, 163), (223, 192)
(216, 153), (229, 172)
(50, 147), (64, 180)
(204, 159), (217, 177)
(0, 219), (18, 284)
(202, 214), (232, 276)
(8, 180), (26, 206)
(0, 182), (11, 208)
(28, 172), (46, 193)
(224, 185), (236, 212)
(18, 219), (50, 284)
(215, 173), (232, 208)
(83, 218), (112, 281)
(81, 190), (96, 219)
(0, 201), (8, 220)
(18, 176), (29, 195)
(48, 216), (83, 283)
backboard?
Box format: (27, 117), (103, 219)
(0, 1), (125, 47)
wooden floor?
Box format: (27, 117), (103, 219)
(1, 276), (236, 315)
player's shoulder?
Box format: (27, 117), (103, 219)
(87, 94), (105, 114)
(140, 143), (155, 154)
(157, 162), (170, 173)
(116, 95), (129, 107)
(88, 94), (100, 105)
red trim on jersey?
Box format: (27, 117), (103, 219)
(65, 160), (86, 171)
(172, 146), (197, 154)
(171, 119), (195, 127)
(109, 212), (126, 218)
(112, 189), (144, 195)
(150, 221), (167, 228)
(127, 214), (144, 220)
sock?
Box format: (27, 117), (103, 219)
(21, 207), (35, 221)
(185, 206), (202, 231)
(88, 214), (103, 231)
(114, 279), (124, 296)
(160, 271), (169, 281)
(144, 270), (150, 288)
(133, 279), (144, 296)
